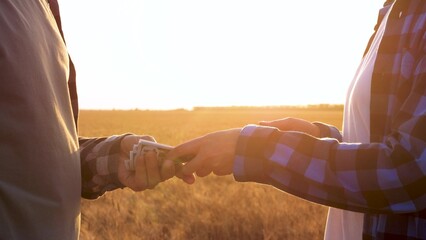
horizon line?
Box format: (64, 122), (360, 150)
(79, 103), (345, 111)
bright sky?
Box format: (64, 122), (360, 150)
(59, 0), (383, 110)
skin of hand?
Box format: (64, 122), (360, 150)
(259, 117), (320, 137)
(167, 128), (241, 180)
(117, 135), (175, 191)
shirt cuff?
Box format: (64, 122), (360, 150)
(313, 122), (342, 141)
(233, 124), (277, 183)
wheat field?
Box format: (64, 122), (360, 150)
(78, 107), (343, 240)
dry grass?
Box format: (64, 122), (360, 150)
(78, 107), (343, 240)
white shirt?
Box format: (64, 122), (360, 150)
(323, 7), (389, 240)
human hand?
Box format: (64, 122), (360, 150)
(117, 135), (175, 191)
(167, 128), (241, 180)
(259, 117), (320, 137)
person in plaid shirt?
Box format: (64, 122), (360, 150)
(0, 0), (183, 239)
(169, 0), (426, 239)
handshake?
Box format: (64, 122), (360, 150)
(118, 118), (320, 191)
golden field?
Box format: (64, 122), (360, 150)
(78, 106), (343, 240)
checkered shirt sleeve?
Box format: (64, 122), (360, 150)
(234, 109), (425, 214)
(79, 134), (131, 199)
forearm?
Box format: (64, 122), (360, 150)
(233, 124), (426, 214)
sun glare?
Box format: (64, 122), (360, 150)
(60, 0), (381, 110)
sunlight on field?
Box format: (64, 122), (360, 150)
(78, 107), (343, 240)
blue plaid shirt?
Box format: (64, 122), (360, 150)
(233, 1), (426, 239)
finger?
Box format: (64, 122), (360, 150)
(213, 168), (230, 176)
(259, 120), (281, 128)
(160, 159), (175, 181)
(196, 167), (211, 177)
(259, 119), (283, 126)
(176, 172), (196, 184)
(259, 118), (293, 130)
(132, 154), (148, 191)
(182, 174), (196, 184)
(144, 150), (162, 189)
(181, 154), (206, 176)
(175, 164), (196, 184)
(166, 137), (203, 161)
